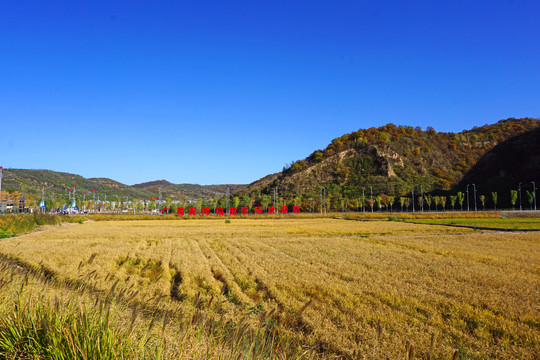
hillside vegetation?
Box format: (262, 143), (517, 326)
(132, 180), (246, 200)
(457, 126), (540, 199)
(0, 169), (245, 203)
(2, 118), (538, 211)
(2, 169), (155, 200)
(240, 118), (539, 201)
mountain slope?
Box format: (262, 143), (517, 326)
(0, 170), (246, 201)
(132, 181), (246, 199)
(239, 118), (539, 199)
(1, 170), (154, 201)
(456, 126), (540, 203)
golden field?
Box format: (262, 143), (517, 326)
(0, 218), (539, 359)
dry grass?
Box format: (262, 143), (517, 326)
(0, 218), (538, 358)
(0, 253), (309, 359)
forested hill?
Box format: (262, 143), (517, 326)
(1, 169), (153, 200)
(456, 126), (540, 198)
(239, 118), (539, 199)
(132, 180), (246, 200)
(0, 169), (246, 202)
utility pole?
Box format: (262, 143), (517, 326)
(519, 182), (522, 211)
(473, 184), (477, 211)
(93, 190), (95, 212)
(420, 185), (424, 212)
(0, 167), (13, 211)
(412, 187), (415, 213)
(320, 188), (323, 215)
(0, 167), (5, 206)
(0, 167), (14, 213)
(320, 187), (326, 215)
(370, 186), (373, 213)
(362, 188), (365, 213)
(41, 185), (46, 213)
(324, 188), (326, 214)
(466, 184), (470, 211)
(73, 185), (76, 209)
(0, 167), (3, 202)
(275, 187), (278, 213)
(532, 181), (537, 211)
(226, 188), (230, 215)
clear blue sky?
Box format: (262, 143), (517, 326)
(1, 1), (539, 185)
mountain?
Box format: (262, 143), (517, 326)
(0, 169), (246, 202)
(0, 169), (151, 200)
(3, 118), (537, 207)
(456, 126), (540, 205)
(238, 118), (539, 200)
(132, 180), (246, 199)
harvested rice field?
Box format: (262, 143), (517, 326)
(0, 218), (538, 359)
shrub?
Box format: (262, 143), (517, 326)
(0, 215), (87, 235)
